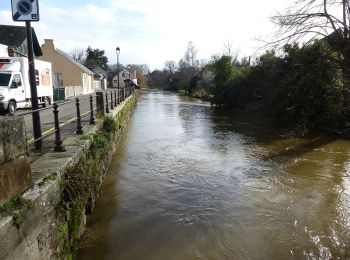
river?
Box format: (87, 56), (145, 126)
(77, 91), (350, 260)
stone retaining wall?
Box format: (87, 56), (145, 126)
(0, 117), (32, 204)
(0, 91), (139, 260)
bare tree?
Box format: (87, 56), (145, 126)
(70, 48), (86, 64)
(223, 40), (232, 56)
(271, 0), (350, 85)
(184, 41), (199, 68)
(164, 60), (177, 75)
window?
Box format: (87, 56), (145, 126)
(12, 74), (22, 87)
(53, 73), (63, 87)
(0, 73), (11, 87)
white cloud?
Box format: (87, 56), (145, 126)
(0, 0), (293, 70)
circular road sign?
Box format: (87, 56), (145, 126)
(17, 0), (33, 16)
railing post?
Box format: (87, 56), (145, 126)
(75, 97), (83, 134)
(96, 91), (105, 118)
(53, 103), (65, 152)
(110, 91), (114, 110)
(114, 90), (117, 106)
(90, 95), (95, 125)
(105, 92), (109, 113)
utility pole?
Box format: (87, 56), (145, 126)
(11, 0), (42, 150)
(26, 21), (42, 150)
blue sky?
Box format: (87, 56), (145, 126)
(0, 0), (292, 70)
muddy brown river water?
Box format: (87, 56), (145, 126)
(77, 91), (350, 260)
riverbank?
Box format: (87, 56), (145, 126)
(177, 88), (350, 138)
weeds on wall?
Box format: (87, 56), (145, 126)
(60, 93), (138, 257)
(0, 193), (29, 227)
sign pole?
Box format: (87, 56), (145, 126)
(26, 21), (42, 150)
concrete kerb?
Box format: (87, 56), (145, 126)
(0, 92), (138, 260)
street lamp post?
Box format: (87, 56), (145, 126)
(116, 46), (120, 103)
(127, 65), (131, 97)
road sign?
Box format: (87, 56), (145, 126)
(11, 0), (39, 21)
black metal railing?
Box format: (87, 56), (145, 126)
(14, 86), (136, 152)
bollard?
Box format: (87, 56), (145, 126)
(53, 103), (65, 152)
(90, 95), (95, 125)
(114, 90), (117, 106)
(105, 92), (109, 113)
(95, 91), (105, 118)
(110, 91), (114, 110)
(75, 97), (83, 134)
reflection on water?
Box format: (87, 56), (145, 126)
(78, 91), (350, 260)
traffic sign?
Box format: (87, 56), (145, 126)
(11, 0), (39, 21)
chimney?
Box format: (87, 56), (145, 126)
(43, 39), (55, 50)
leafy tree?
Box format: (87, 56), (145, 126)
(209, 42), (344, 133)
(271, 41), (343, 129)
(271, 0), (350, 89)
(148, 70), (168, 89)
(84, 46), (109, 70)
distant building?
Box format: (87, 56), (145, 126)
(39, 39), (94, 98)
(0, 24), (42, 57)
(89, 67), (107, 91)
(111, 69), (138, 89)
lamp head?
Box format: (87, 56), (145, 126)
(116, 46), (120, 54)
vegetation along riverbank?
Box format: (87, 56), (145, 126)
(147, 0), (350, 137)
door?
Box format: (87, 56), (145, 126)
(9, 73), (25, 107)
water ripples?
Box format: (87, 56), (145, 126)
(78, 91), (350, 260)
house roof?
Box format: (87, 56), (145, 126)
(107, 71), (118, 81)
(56, 49), (93, 74)
(90, 66), (107, 77)
(0, 24), (42, 56)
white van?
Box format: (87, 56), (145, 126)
(0, 57), (53, 113)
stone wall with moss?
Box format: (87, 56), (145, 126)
(0, 91), (139, 260)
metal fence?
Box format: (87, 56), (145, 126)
(15, 84), (136, 152)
